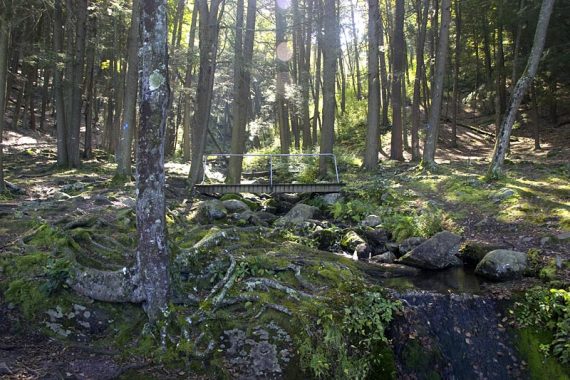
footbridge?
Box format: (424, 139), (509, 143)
(194, 153), (344, 194)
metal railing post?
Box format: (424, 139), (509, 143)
(332, 154), (340, 183)
(269, 155), (273, 187)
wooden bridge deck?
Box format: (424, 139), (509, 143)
(195, 182), (344, 194)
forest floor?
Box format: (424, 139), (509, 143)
(0, 108), (569, 378)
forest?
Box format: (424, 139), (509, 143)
(0, 0), (569, 378)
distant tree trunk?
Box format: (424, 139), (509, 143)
(481, 12), (493, 87)
(411, 0), (428, 161)
(379, 10), (389, 127)
(67, 0), (87, 168)
(300, 0), (313, 149)
(495, 2), (506, 135)
(338, 52), (346, 114)
(422, 0), (451, 169)
(275, 0), (290, 154)
(451, 0), (461, 147)
(228, 0), (257, 184)
(312, 29), (322, 144)
(137, 0), (170, 323)
(319, 0), (338, 177)
(511, 0), (525, 85)
(531, 82), (540, 150)
(188, 0), (224, 188)
(349, 0), (362, 100)
(182, 0), (198, 162)
(0, 1), (10, 192)
(115, 0), (140, 178)
(83, 13), (97, 159)
(365, 0), (381, 170)
(390, 0), (405, 161)
(53, 0), (68, 167)
(487, 0), (554, 179)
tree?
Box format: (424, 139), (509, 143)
(487, 0), (555, 179)
(0, 0), (11, 192)
(188, 0), (224, 188)
(411, 0), (428, 161)
(365, 0), (381, 170)
(450, 0), (461, 147)
(422, 0), (452, 169)
(390, 0), (405, 161)
(115, 0), (141, 179)
(319, 0), (338, 177)
(275, 0), (291, 154)
(136, 0), (171, 322)
(228, 0), (257, 184)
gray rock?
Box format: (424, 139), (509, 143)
(320, 192), (342, 206)
(255, 211), (278, 224)
(361, 214), (382, 227)
(341, 230), (370, 259)
(459, 240), (511, 266)
(367, 263), (422, 278)
(275, 203), (318, 226)
(369, 251), (396, 264)
(223, 199), (250, 213)
(475, 249), (527, 281)
(555, 232), (570, 241)
(196, 199), (227, 223)
(386, 242), (400, 254)
(236, 211), (268, 227)
(398, 231), (463, 270)
(399, 237), (426, 255)
(491, 188), (517, 203)
(0, 362), (12, 376)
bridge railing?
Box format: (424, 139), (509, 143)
(200, 153), (341, 186)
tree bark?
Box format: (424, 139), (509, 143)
(422, 0), (451, 168)
(53, 0), (68, 167)
(487, 0), (555, 179)
(228, 0), (257, 184)
(83, 13), (96, 159)
(378, 9), (389, 127)
(390, 0), (405, 161)
(188, 0), (224, 188)
(411, 0), (428, 161)
(137, 0), (171, 322)
(182, 0), (198, 162)
(115, 0), (141, 178)
(451, 0), (461, 147)
(531, 82), (540, 150)
(319, 0), (338, 177)
(0, 1), (10, 192)
(365, 0), (381, 170)
(275, 0), (291, 154)
(349, 0), (362, 100)
(495, 1), (507, 135)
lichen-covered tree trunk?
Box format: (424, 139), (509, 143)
(137, 0), (171, 322)
(365, 0), (380, 170)
(115, 0), (141, 178)
(411, 0), (428, 161)
(390, 0), (405, 161)
(487, 0), (555, 179)
(319, 0), (338, 177)
(422, 0), (451, 169)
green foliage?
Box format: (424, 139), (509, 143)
(381, 206), (447, 242)
(297, 287), (401, 379)
(331, 199), (374, 222)
(4, 279), (50, 318)
(514, 287), (570, 365)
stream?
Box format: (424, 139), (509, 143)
(367, 266), (529, 379)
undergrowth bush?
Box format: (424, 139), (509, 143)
(514, 287), (570, 364)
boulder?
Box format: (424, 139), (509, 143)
(361, 214), (381, 227)
(398, 237), (426, 255)
(319, 192), (342, 206)
(398, 231), (462, 270)
(236, 211), (268, 227)
(312, 228), (339, 251)
(274, 203), (318, 226)
(255, 211), (278, 224)
(491, 188), (517, 203)
(363, 228), (390, 253)
(459, 240), (511, 266)
(223, 199), (250, 213)
(196, 199), (227, 223)
(369, 251), (396, 264)
(366, 263), (422, 278)
(475, 250), (527, 281)
(341, 231), (370, 259)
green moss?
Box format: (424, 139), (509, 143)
(516, 328), (570, 379)
(4, 279), (50, 318)
(402, 341), (442, 379)
(539, 260), (558, 281)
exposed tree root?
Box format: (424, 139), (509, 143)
(244, 277), (317, 300)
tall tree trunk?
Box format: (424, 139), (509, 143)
(495, 1), (506, 135)
(350, 0), (362, 100)
(365, 0), (380, 170)
(228, 0), (257, 184)
(481, 12), (493, 86)
(0, 1), (11, 192)
(67, 0), (88, 168)
(182, 0), (198, 162)
(338, 52), (346, 114)
(390, 0), (405, 161)
(275, 0), (291, 154)
(53, 0), (68, 167)
(487, 0), (554, 179)
(137, 0), (170, 323)
(531, 82), (540, 150)
(411, 0), (428, 161)
(300, 0), (312, 149)
(422, 0), (451, 168)
(312, 23), (322, 144)
(451, 0), (461, 148)
(83, 13), (96, 159)
(189, 0), (224, 188)
(116, 0), (140, 178)
(511, 0), (525, 85)
(379, 10), (389, 127)
(319, 0), (338, 177)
